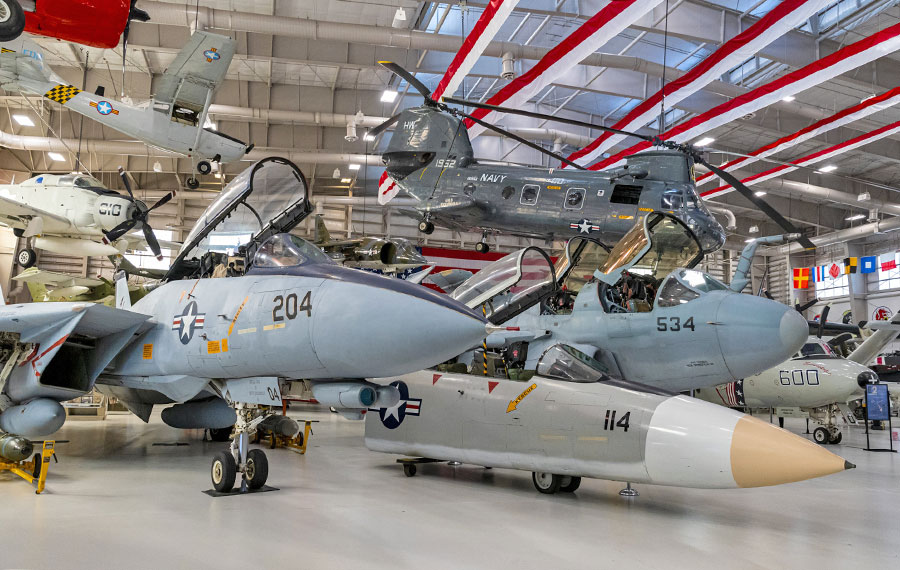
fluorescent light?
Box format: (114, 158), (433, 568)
(13, 115), (34, 126)
(749, 225), (759, 234)
(695, 137), (715, 147)
(782, 96), (795, 102)
(214, 173), (222, 179)
(846, 214), (866, 221)
(348, 164), (361, 170)
(381, 90), (398, 103)
(332, 168), (341, 179)
(818, 165), (837, 173)
(340, 178), (352, 183)
(754, 191), (767, 197)
(47, 152), (65, 161)
(364, 133), (376, 142)
(858, 192), (871, 202)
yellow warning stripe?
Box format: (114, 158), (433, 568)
(577, 436), (608, 442)
(237, 327), (257, 335)
(228, 296), (249, 336)
(263, 323), (286, 331)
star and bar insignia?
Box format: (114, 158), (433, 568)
(569, 218), (600, 234)
(44, 84), (82, 105)
(172, 300), (206, 345)
(372, 381), (421, 429)
(90, 100), (119, 115)
(203, 48), (221, 62)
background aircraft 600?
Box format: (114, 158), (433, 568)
(0, 30), (251, 187)
(0, 158), (489, 493)
(452, 213), (808, 391)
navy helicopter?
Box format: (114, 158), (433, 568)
(371, 62), (816, 254)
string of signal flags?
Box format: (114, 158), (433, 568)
(792, 255), (898, 289)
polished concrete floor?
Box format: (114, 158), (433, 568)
(2, 408), (898, 569)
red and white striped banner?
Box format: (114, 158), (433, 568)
(431, 0), (520, 102)
(567, 0), (830, 166)
(590, 21), (900, 171)
(701, 120), (900, 198)
(377, 171), (401, 205)
(465, 0), (663, 138)
(421, 246), (506, 273)
(697, 85), (900, 187)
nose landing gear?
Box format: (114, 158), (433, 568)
(418, 217), (435, 234)
(209, 403), (272, 493)
(475, 230), (490, 254)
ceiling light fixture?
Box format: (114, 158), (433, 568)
(47, 152), (65, 161)
(695, 137), (715, 147)
(858, 192), (871, 202)
(846, 214), (866, 221)
(749, 225), (759, 234)
(381, 89), (398, 103)
(12, 115), (34, 126)
(152, 161), (163, 173)
(364, 133), (376, 142)
(392, 7), (407, 28)
(348, 164), (361, 171)
(332, 168), (341, 179)
(818, 165), (837, 173)
(340, 178), (352, 184)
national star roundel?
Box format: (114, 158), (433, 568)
(377, 381), (421, 429)
(172, 300), (206, 344)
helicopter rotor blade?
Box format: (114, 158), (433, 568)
(697, 156), (816, 250)
(379, 61), (433, 100)
(369, 114), (402, 139)
(142, 223), (163, 261)
(443, 96), (654, 143)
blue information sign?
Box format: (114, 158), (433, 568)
(866, 384), (890, 421)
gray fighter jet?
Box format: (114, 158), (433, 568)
(312, 214), (427, 273)
(0, 158), (488, 493)
(453, 212), (808, 391)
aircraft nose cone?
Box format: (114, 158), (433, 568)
(716, 294), (808, 380)
(312, 277), (487, 378)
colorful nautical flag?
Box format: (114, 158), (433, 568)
(793, 267), (810, 289)
(812, 265), (827, 282)
(881, 254), (897, 272)
(829, 263), (841, 279)
(860, 256), (878, 274)
(844, 257), (858, 274)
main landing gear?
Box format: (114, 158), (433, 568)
(811, 404), (843, 445)
(16, 248), (36, 268)
(475, 231), (490, 254)
(531, 471), (581, 494)
(210, 403), (270, 493)
(418, 218), (435, 234)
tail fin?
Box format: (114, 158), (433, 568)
(24, 281), (49, 302)
(378, 171), (401, 205)
(848, 311), (900, 365)
(314, 215), (330, 244)
(115, 271), (132, 309)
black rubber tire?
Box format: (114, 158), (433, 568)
(418, 221), (435, 234)
(245, 449), (268, 490)
(211, 451), (236, 492)
(17, 248), (36, 268)
(186, 177), (200, 190)
(559, 476), (582, 493)
(813, 427), (830, 445)
(0, 0), (25, 43)
(403, 463), (417, 477)
(830, 431), (843, 444)
(532, 472), (561, 494)
(32, 453), (42, 479)
(475, 242), (490, 254)
(208, 427), (232, 442)
(197, 160), (212, 175)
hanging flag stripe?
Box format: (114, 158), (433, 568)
(697, 85), (900, 187)
(589, 21), (900, 172)
(465, 0), (664, 137)
(701, 120), (900, 198)
(431, 0), (520, 101)
(566, 0), (828, 166)
(377, 171), (400, 205)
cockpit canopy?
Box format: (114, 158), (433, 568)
(252, 234), (335, 269)
(796, 339), (838, 359)
(536, 344), (611, 383)
(655, 268), (729, 308)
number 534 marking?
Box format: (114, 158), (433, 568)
(657, 316), (695, 332)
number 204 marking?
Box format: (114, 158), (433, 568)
(656, 316), (695, 332)
(273, 291), (312, 322)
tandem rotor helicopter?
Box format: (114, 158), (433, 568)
(372, 62), (817, 254)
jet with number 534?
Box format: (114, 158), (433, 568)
(0, 158), (488, 493)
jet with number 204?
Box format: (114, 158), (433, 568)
(450, 212), (809, 391)
(0, 30), (251, 188)
(0, 158), (488, 494)
(373, 62), (818, 255)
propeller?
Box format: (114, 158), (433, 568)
(795, 298), (818, 313)
(817, 305), (831, 338)
(121, 1), (151, 93)
(103, 167), (174, 261)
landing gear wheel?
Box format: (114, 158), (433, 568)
(17, 248), (36, 268)
(418, 220), (435, 234)
(532, 471), (562, 494)
(32, 453), (42, 479)
(0, 0), (26, 42)
(197, 160), (212, 175)
(559, 476), (581, 493)
(186, 177), (200, 190)
(813, 427), (830, 445)
(211, 450), (237, 492)
(403, 464), (417, 477)
(475, 241), (490, 254)
(208, 427), (232, 442)
(829, 431), (843, 444)
(244, 449), (268, 490)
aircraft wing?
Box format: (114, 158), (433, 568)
(420, 194), (476, 213)
(0, 302), (152, 339)
(0, 192), (72, 233)
(849, 312), (900, 365)
(13, 268), (105, 289)
(153, 31), (236, 106)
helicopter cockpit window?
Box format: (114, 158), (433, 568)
(252, 234), (334, 268)
(564, 188), (585, 210)
(661, 188), (684, 211)
(520, 184), (540, 205)
(610, 184), (643, 205)
(536, 344), (609, 383)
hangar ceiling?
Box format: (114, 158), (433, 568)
(1, 0), (899, 255)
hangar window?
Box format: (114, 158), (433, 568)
(520, 184), (540, 205)
(814, 264), (849, 299)
(610, 184), (643, 205)
(564, 188), (585, 210)
(876, 253), (900, 291)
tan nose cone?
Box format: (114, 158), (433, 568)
(730, 415), (852, 488)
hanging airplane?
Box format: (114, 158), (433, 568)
(0, 0), (149, 47)
(312, 214), (427, 273)
(365, 343), (854, 495)
(370, 62), (817, 255)
(696, 311), (900, 445)
(449, 212), (809, 391)
(0, 170), (174, 268)
(0, 158), (489, 494)
(12, 267), (155, 305)
(0, 30), (252, 188)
